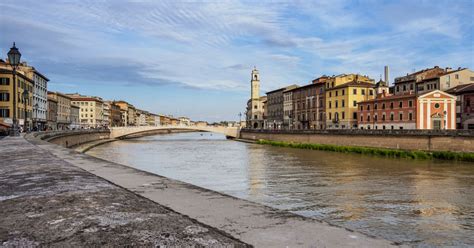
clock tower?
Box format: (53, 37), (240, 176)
(251, 67), (260, 100)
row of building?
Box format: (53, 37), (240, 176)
(0, 55), (198, 132)
(246, 66), (474, 130)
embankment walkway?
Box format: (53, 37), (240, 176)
(1, 135), (400, 247)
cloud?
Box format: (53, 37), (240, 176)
(0, 0), (472, 95)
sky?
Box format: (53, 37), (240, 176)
(1, 0), (473, 122)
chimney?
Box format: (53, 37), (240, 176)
(384, 66), (389, 84)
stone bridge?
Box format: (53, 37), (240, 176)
(110, 125), (240, 139)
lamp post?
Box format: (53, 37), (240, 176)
(8, 42), (21, 136)
(33, 103), (38, 130)
(22, 89), (29, 132)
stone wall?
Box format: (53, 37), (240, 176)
(34, 130), (110, 148)
(240, 129), (474, 152)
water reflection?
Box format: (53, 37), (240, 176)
(87, 132), (474, 246)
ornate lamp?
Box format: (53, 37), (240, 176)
(7, 42), (21, 68)
(7, 42), (22, 136)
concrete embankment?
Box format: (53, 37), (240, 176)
(0, 136), (248, 247)
(241, 129), (474, 153)
(6, 132), (400, 247)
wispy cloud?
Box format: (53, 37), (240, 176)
(0, 0), (472, 121)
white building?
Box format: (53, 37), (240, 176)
(20, 64), (49, 131)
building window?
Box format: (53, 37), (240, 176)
(367, 104), (370, 110)
(399, 101), (403, 108)
(353, 112), (357, 120)
(342, 90), (345, 96)
(455, 74), (459, 79)
(360, 115), (363, 122)
(0, 78), (10, 85)
(367, 115), (371, 121)
(396, 86), (399, 92)
(374, 103), (378, 110)
(329, 101), (332, 108)
(399, 113), (403, 120)
(335, 100), (338, 108)
(342, 100), (345, 107)
(382, 103), (386, 109)
(409, 112), (413, 120)
(353, 89), (357, 95)
(434, 103), (440, 109)
(0, 108), (9, 117)
(390, 102), (394, 109)
(336, 91), (338, 97)
(329, 113), (332, 120)
(0, 92), (9, 101)
(390, 113), (394, 121)
(374, 115), (378, 121)
(341, 112), (345, 119)
(362, 89), (366, 95)
(360, 105), (363, 111)
(382, 114), (386, 121)
(403, 85), (406, 91)
(369, 90), (373, 96)
(329, 92), (332, 97)
(409, 100), (413, 107)
(353, 101), (357, 107)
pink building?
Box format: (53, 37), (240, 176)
(417, 90), (456, 130)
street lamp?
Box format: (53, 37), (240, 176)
(7, 42), (21, 136)
(33, 103), (39, 130)
(22, 89), (29, 132)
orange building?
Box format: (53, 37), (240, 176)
(357, 90), (456, 130)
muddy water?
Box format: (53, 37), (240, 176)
(87, 132), (474, 247)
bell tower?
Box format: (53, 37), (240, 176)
(251, 66), (260, 100)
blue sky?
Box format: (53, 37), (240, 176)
(1, 0), (473, 122)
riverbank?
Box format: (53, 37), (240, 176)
(256, 139), (474, 162)
(0, 136), (247, 247)
(5, 133), (400, 247)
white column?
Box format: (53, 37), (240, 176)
(419, 100), (424, 129)
(426, 99), (431, 129)
(451, 99), (456, 129)
(444, 99), (448, 129)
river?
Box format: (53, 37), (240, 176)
(86, 132), (474, 247)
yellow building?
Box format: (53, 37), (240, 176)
(115, 100), (137, 126)
(0, 67), (34, 130)
(67, 94), (105, 128)
(47, 91), (71, 130)
(325, 74), (375, 129)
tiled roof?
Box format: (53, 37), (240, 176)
(446, 83), (474, 94)
(328, 81), (375, 90)
(358, 93), (416, 104)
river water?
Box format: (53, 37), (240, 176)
(87, 132), (474, 247)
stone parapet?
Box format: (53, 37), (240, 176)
(241, 129), (474, 152)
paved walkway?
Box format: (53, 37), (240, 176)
(0, 137), (248, 247)
(22, 135), (400, 247)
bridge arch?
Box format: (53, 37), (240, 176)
(110, 126), (240, 140)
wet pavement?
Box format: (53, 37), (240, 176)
(0, 136), (249, 247)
